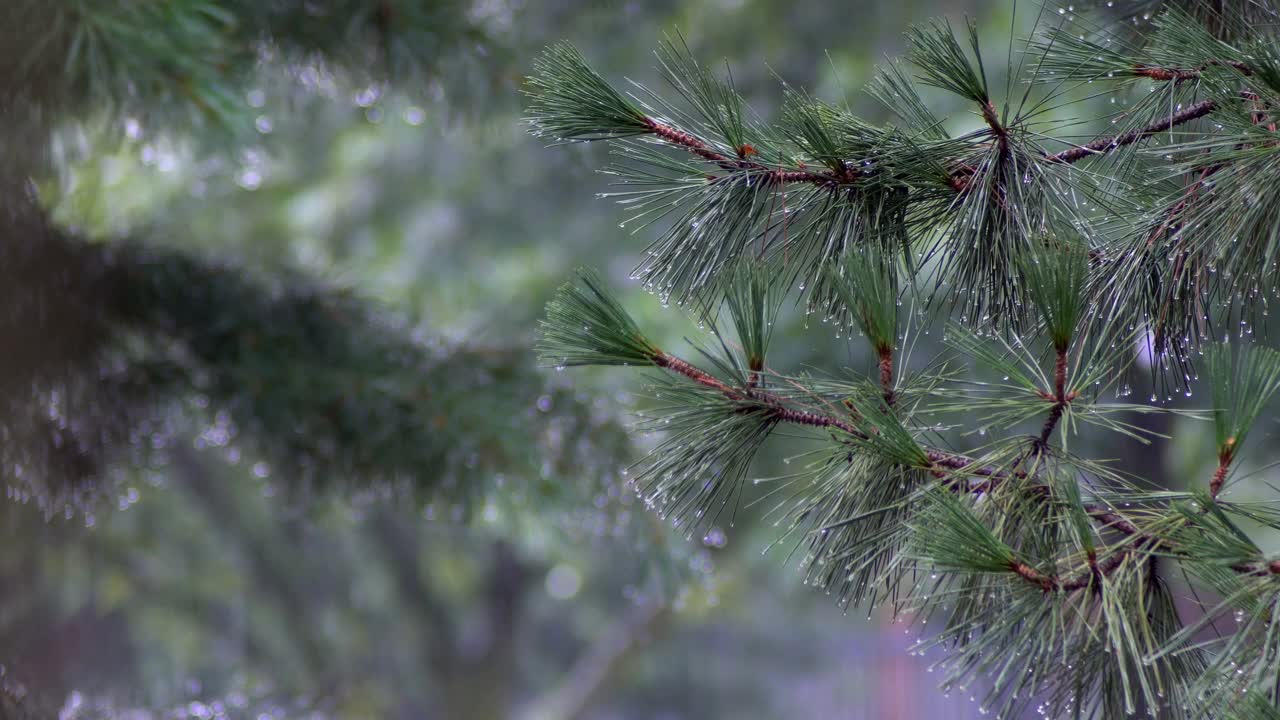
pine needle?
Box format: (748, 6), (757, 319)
(719, 258), (780, 372)
(1205, 343), (1280, 462)
(826, 244), (900, 353)
(525, 42), (649, 141)
(537, 268), (659, 367)
(1021, 240), (1088, 352)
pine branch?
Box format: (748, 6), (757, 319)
(528, 11), (1280, 713)
(632, 82), (1218, 193)
(534, 35), (1229, 197)
(1046, 98), (1220, 164)
(1134, 59), (1252, 81)
(620, 84), (1219, 196)
(1012, 550), (1130, 593)
(652, 351), (735, 395)
(655, 351), (859, 435)
(648, 346), (997, 477)
(638, 117), (845, 186)
(646, 347), (1145, 559)
(538, 268), (661, 368)
(912, 484), (1129, 593)
(541, 277), (1280, 715)
(654, 344), (1280, 590)
(719, 259), (780, 378)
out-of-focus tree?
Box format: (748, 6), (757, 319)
(0, 2), (676, 717)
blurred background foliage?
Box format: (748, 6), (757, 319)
(1, 1), (1255, 718)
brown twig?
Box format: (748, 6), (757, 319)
(636, 89), (1221, 195)
(640, 117), (833, 186)
(1209, 460), (1231, 498)
(878, 347), (896, 407)
(1134, 60), (1252, 82)
(1037, 348), (1073, 446)
(1045, 99), (1219, 164)
(1053, 349), (1068, 402)
(653, 350), (862, 435)
(981, 100), (1007, 140)
(1134, 66), (1201, 82)
(1209, 439), (1235, 499)
(1011, 560), (1058, 591)
(1011, 551), (1129, 593)
(652, 352), (732, 394)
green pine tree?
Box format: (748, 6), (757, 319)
(529, 2), (1280, 717)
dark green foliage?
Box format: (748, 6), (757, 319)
(921, 555), (1204, 718)
(775, 454), (926, 611)
(780, 88), (883, 172)
(0, 191), (626, 515)
(843, 395), (929, 468)
(654, 34), (755, 153)
(923, 138), (1076, 327)
(1229, 693), (1280, 720)
(864, 61), (948, 142)
(623, 168), (793, 306)
(783, 185), (912, 325)
(1155, 500), (1280, 707)
(3, 0), (500, 129)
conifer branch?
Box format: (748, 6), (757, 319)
(651, 345), (1273, 589)
(652, 351), (734, 395)
(1010, 560), (1059, 591)
(1086, 507), (1142, 537)
(636, 94), (1220, 195)
(1132, 59), (1253, 82)
(1045, 98), (1220, 164)
(1204, 344), (1280, 499)
(637, 117), (840, 185)
(647, 349), (1146, 557)
(636, 92), (1219, 193)
(1010, 551), (1129, 593)
(639, 117), (727, 163)
(1133, 66), (1204, 82)
(650, 348), (984, 474)
(653, 350), (858, 435)
(529, 14), (1280, 712)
